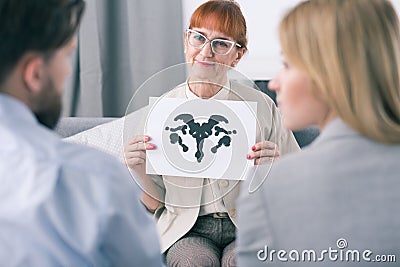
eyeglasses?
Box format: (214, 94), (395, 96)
(186, 29), (242, 56)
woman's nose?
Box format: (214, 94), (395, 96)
(200, 41), (213, 57)
(268, 78), (279, 92)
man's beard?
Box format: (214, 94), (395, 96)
(33, 77), (62, 129)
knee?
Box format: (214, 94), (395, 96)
(221, 243), (237, 267)
(221, 252), (237, 267)
(166, 251), (220, 267)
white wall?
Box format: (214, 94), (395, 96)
(183, 0), (400, 80)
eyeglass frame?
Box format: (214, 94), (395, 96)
(185, 29), (242, 56)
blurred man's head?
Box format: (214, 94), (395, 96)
(0, 0), (85, 128)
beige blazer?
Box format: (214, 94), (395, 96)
(137, 81), (300, 252)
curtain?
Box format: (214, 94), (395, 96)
(62, 0), (185, 117)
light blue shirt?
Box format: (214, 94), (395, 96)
(0, 94), (163, 266)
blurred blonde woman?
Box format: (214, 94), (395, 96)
(238, 0), (400, 266)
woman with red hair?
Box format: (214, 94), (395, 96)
(125, 1), (299, 265)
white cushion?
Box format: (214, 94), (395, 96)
(64, 106), (149, 163)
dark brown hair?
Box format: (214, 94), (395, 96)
(0, 0), (85, 86)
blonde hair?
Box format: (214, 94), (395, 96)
(280, 0), (400, 143)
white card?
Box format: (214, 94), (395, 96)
(146, 97), (257, 180)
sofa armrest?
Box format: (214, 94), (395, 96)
(293, 127), (320, 148)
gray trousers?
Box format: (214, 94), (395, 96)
(165, 215), (236, 267)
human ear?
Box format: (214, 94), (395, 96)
(232, 47), (247, 67)
(22, 54), (45, 94)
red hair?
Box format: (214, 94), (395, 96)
(189, 0), (247, 48)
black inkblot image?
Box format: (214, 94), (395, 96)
(165, 114), (237, 163)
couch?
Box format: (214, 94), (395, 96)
(55, 117), (117, 138)
(55, 117), (320, 148)
(56, 80), (320, 147)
